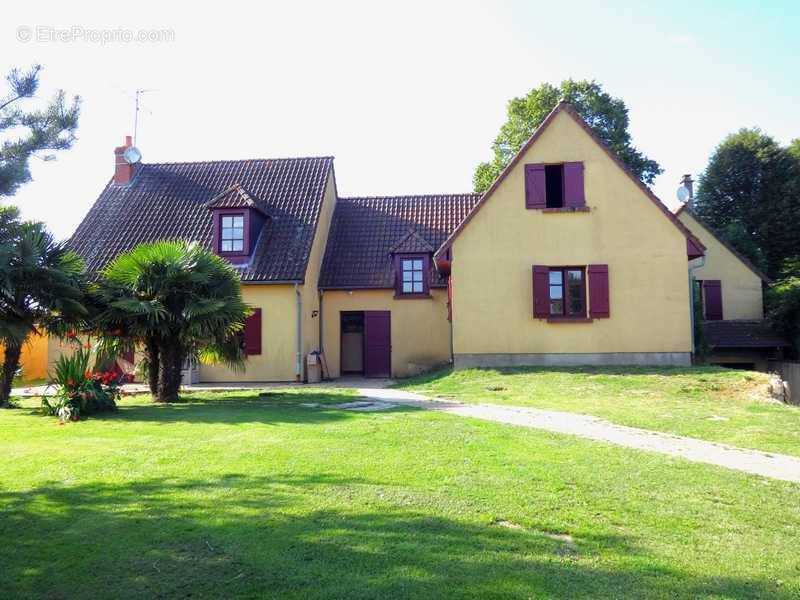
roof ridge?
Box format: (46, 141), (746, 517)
(339, 193), (479, 201)
(141, 156), (335, 167)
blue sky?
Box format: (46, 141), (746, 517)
(2, 0), (799, 239)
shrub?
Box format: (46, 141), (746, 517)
(43, 344), (121, 421)
(766, 275), (800, 358)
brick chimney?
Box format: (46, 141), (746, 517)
(681, 174), (694, 210)
(114, 135), (135, 185)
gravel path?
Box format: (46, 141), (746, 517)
(356, 387), (800, 484)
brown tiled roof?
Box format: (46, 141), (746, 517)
(319, 194), (481, 289)
(389, 229), (435, 254)
(69, 157), (333, 282)
(206, 183), (266, 215)
(702, 320), (788, 349)
(435, 101), (706, 261)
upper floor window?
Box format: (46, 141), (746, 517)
(394, 254), (430, 298)
(545, 164), (565, 208)
(221, 214), (244, 253)
(401, 258), (424, 294)
(525, 162), (585, 210)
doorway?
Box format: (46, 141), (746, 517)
(340, 312), (364, 374)
(340, 310), (391, 378)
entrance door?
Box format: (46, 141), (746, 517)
(364, 310), (391, 378)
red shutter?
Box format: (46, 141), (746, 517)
(244, 308), (262, 355)
(588, 264), (609, 318)
(525, 164), (546, 209)
(532, 265), (549, 318)
(703, 280), (723, 320)
(564, 162), (585, 208)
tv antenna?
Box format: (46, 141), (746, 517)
(133, 88), (159, 147)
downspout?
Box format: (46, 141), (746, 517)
(318, 290), (324, 375)
(447, 277), (454, 366)
(295, 283), (302, 382)
(688, 256), (706, 357)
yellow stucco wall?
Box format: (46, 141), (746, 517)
(321, 289), (451, 378)
(1, 334), (50, 381)
(202, 169), (337, 382)
(451, 109), (692, 359)
(301, 170), (337, 359)
(201, 283), (298, 382)
(677, 210), (764, 320)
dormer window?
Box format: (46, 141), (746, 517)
(221, 214), (245, 253)
(206, 183), (268, 265)
(394, 254), (430, 298)
(401, 257), (425, 294)
(389, 229), (434, 299)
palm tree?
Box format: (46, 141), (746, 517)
(92, 240), (249, 403)
(0, 207), (86, 406)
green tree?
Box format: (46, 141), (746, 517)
(766, 273), (800, 358)
(0, 207), (86, 405)
(473, 80), (661, 193)
(695, 129), (800, 280)
(91, 241), (250, 403)
(1, 64), (81, 197)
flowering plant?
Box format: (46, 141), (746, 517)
(42, 341), (121, 421)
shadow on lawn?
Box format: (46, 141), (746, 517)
(95, 391), (419, 426)
(0, 474), (790, 599)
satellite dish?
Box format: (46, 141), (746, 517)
(676, 185), (690, 203)
(123, 146), (142, 165)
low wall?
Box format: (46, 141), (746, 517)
(773, 362), (800, 405)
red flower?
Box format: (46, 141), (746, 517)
(113, 328), (122, 336)
(67, 332), (77, 338)
(84, 371), (92, 379)
(67, 379), (74, 386)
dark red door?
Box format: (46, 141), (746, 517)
(364, 311), (391, 378)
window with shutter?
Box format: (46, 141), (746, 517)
(588, 264), (610, 318)
(563, 162), (585, 208)
(532, 265), (550, 317)
(525, 164), (546, 209)
(244, 308), (262, 355)
(526, 162), (585, 209)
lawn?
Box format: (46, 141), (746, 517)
(395, 366), (800, 456)
(2, 390), (800, 599)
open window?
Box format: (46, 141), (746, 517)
(525, 162), (585, 209)
(545, 165), (564, 208)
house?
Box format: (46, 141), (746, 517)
(435, 103), (705, 368)
(675, 201), (787, 370)
(56, 101), (778, 382)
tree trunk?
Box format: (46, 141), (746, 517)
(157, 342), (183, 403)
(0, 343), (23, 407)
(145, 338), (160, 399)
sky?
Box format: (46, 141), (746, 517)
(2, 0), (799, 240)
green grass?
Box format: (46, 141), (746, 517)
(2, 390), (800, 598)
(395, 366), (800, 456)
